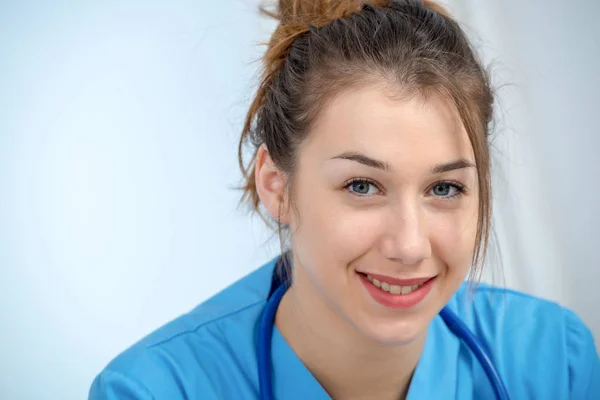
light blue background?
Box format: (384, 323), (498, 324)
(1, 1), (598, 399)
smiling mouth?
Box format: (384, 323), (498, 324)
(358, 273), (432, 295)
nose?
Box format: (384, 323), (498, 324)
(379, 202), (432, 265)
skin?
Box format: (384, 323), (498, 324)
(255, 83), (479, 400)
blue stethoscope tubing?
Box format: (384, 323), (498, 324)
(257, 280), (511, 400)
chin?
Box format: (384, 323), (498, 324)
(355, 313), (430, 346)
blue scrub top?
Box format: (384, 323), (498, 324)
(89, 256), (600, 399)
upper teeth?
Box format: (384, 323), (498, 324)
(366, 274), (424, 295)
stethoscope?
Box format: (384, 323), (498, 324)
(257, 258), (511, 400)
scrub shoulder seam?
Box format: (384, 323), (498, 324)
(96, 368), (156, 399)
(146, 298), (267, 349)
(473, 284), (558, 305)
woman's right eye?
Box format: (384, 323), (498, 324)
(344, 178), (380, 196)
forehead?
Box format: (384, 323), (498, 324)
(303, 85), (474, 171)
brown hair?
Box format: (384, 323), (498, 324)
(238, 0), (494, 279)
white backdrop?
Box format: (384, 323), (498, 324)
(0, 1), (598, 399)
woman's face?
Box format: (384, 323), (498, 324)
(286, 85), (479, 345)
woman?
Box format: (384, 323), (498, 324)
(89, 0), (600, 399)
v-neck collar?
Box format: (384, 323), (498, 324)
(269, 313), (460, 400)
(271, 325), (331, 399)
(405, 314), (461, 399)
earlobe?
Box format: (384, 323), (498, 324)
(254, 145), (289, 224)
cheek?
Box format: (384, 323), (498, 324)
(429, 204), (478, 273)
(290, 190), (381, 269)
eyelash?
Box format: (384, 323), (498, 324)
(430, 180), (467, 201)
(343, 177), (381, 197)
(342, 178), (467, 200)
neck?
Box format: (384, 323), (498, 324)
(275, 266), (426, 400)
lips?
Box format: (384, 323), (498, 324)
(356, 271), (436, 309)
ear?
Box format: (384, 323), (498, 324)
(255, 144), (290, 224)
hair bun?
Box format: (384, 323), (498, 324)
(264, 1), (449, 28)
(265, 0), (386, 27)
(423, 0), (451, 17)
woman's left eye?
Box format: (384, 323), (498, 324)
(429, 182), (466, 199)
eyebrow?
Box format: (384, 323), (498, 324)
(331, 152), (475, 174)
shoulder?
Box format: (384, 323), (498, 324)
(89, 257), (278, 400)
(452, 283), (569, 334)
(448, 283), (600, 399)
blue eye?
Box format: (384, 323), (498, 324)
(345, 179), (380, 196)
(430, 182), (466, 199)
